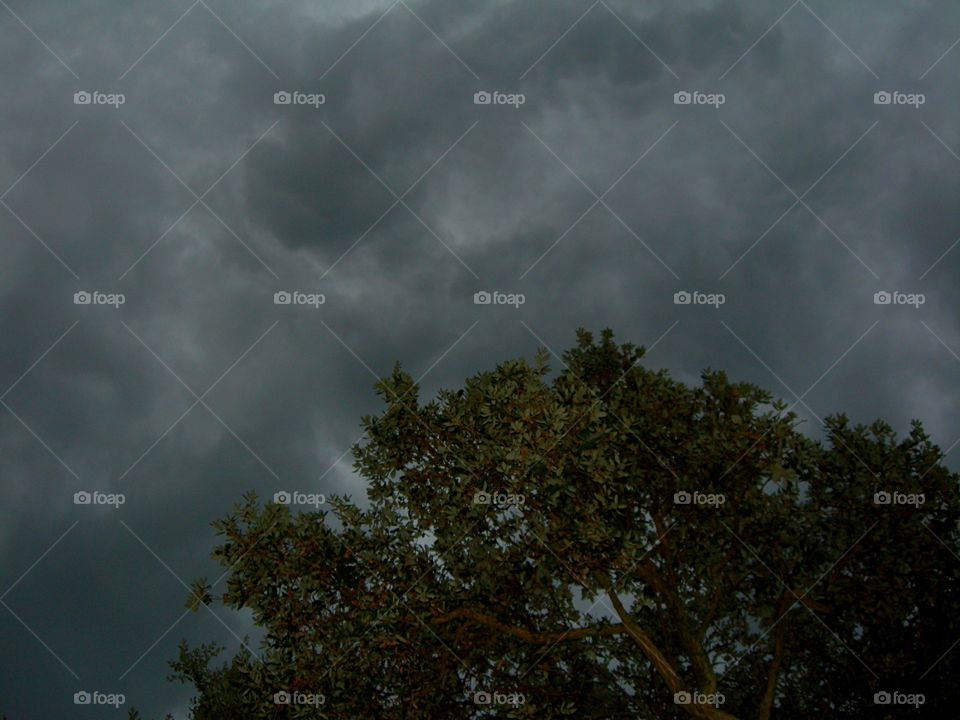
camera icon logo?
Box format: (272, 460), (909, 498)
(473, 490), (491, 505)
(674, 91), (692, 105)
(74, 91), (92, 105)
(674, 691), (692, 704)
(874, 691), (891, 704)
(874, 491), (892, 505)
(273, 491), (292, 504)
(74, 491), (92, 505)
(274, 691), (291, 705)
(674, 491), (692, 505)
(873, 91), (892, 105)
(673, 291), (691, 305)
(274, 291), (292, 305)
(473, 291), (491, 305)
(473, 691), (492, 704)
(74, 291), (92, 305)
(474, 91), (491, 105)
(274, 91), (292, 105)
(74, 691), (92, 704)
(873, 291), (891, 305)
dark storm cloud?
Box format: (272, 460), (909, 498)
(3, 1), (960, 717)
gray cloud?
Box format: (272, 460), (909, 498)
(2, 1), (960, 717)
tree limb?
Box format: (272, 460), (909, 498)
(634, 559), (718, 694)
(757, 614), (787, 720)
(595, 571), (739, 720)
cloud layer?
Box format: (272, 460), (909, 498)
(2, 1), (960, 716)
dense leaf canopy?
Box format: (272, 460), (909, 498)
(135, 329), (960, 719)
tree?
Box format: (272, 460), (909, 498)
(137, 328), (960, 718)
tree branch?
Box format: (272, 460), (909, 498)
(595, 571), (739, 720)
(634, 560), (718, 694)
(757, 614), (787, 720)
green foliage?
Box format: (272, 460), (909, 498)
(134, 329), (960, 719)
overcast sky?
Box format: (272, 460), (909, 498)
(2, 0), (960, 716)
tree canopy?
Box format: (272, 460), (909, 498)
(136, 328), (960, 719)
